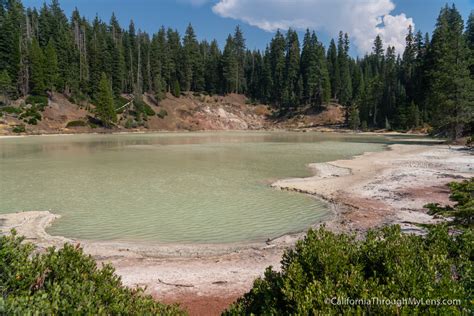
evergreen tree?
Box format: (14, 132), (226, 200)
(151, 27), (169, 93)
(0, 0), (24, 94)
(95, 73), (116, 127)
(373, 34), (384, 74)
(245, 50), (262, 101)
(153, 73), (164, 101)
(29, 39), (46, 96)
(43, 39), (59, 91)
(46, 0), (76, 93)
(171, 79), (180, 97)
(233, 25), (246, 93)
(300, 30), (315, 106)
(259, 47), (273, 103)
(182, 23), (199, 91)
(382, 46), (398, 126)
(337, 32), (352, 106)
(402, 25), (416, 101)
(222, 34), (237, 93)
(204, 39), (222, 94)
(0, 69), (12, 104)
(301, 30), (330, 108)
(109, 14), (125, 96)
(466, 12), (474, 77)
(406, 101), (420, 129)
(166, 28), (181, 94)
(327, 39), (340, 99)
(283, 29), (301, 109)
(348, 104), (360, 130)
(269, 30), (286, 107)
(427, 5), (473, 138)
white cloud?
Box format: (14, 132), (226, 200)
(212, 0), (414, 54)
(178, 0), (210, 7)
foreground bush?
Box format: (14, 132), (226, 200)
(426, 178), (473, 228)
(225, 225), (473, 315)
(0, 232), (184, 315)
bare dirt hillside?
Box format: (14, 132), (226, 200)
(138, 93), (270, 131)
(0, 93), (346, 135)
(272, 102), (346, 129)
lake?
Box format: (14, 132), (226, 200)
(0, 132), (417, 243)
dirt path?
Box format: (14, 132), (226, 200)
(0, 144), (472, 315)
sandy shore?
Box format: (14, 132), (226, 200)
(1, 144), (472, 315)
(273, 144), (472, 233)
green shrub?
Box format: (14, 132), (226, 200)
(134, 99), (155, 117)
(26, 95), (48, 110)
(26, 118), (38, 125)
(425, 178), (473, 228)
(0, 232), (184, 315)
(144, 104), (155, 116)
(467, 137), (473, 148)
(124, 118), (138, 129)
(68, 92), (89, 106)
(225, 225), (472, 315)
(172, 80), (180, 98)
(12, 125), (26, 133)
(115, 96), (130, 112)
(1, 106), (22, 115)
(157, 109), (168, 119)
(66, 120), (87, 128)
(19, 106), (42, 123)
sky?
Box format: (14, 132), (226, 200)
(22, 0), (473, 56)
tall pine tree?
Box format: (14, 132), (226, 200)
(95, 73), (116, 127)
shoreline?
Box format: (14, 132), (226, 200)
(273, 144), (472, 233)
(1, 143), (471, 315)
(0, 127), (431, 138)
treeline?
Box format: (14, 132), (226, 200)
(0, 0), (472, 136)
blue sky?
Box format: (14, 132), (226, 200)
(22, 0), (473, 56)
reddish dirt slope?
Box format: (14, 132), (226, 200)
(272, 102), (346, 129)
(0, 93), (346, 135)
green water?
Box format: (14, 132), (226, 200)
(0, 132), (399, 243)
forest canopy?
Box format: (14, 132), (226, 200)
(0, 0), (472, 136)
